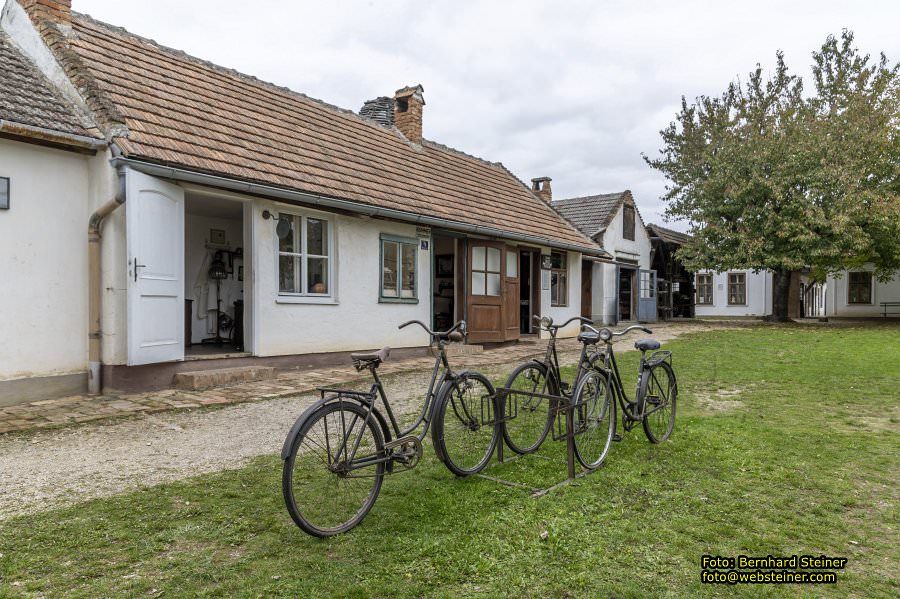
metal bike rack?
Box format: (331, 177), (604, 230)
(479, 386), (592, 495)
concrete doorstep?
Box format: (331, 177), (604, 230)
(173, 366), (276, 391)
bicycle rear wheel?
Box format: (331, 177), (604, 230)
(282, 401), (385, 537)
(501, 361), (555, 455)
(640, 361), (677, 443)
(572, 369), (615, 469)
(432, 372), (499, 476)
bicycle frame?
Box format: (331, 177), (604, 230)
(320, 336), (463, 474)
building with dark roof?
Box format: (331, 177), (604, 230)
(552, 190), (655, 324)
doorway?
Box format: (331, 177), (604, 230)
(432, 234), (459, 332)
(618, 267), (635, 321)
(184, 194), (246, 356)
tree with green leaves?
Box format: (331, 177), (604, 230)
(646, 31), (899, 321)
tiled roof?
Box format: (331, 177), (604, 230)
(551, 192), (628, 238)
(0, 31), (99, 140)
(647, 223), (692, 246)
(58, 14), (600, 253)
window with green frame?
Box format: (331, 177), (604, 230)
(380, 235), (418, 302)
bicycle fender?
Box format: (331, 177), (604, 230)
(280, 395), (392, 460)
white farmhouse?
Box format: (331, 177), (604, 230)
(0, 0), (608, 404)
(552, 191), (655, 325)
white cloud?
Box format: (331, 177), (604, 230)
(75, 0), (900, 232)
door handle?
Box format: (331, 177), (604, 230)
(134, 257), (147, 282)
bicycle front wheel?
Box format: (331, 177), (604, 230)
(432, 372), (499, 476)
(640, 361), (677, 443)
(282, 401), (385, 537)
(501, 361), (555, 455)
(572, 369), (615, 469)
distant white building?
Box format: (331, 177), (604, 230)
(693, 270), (773, 318)
(802, 268), (900, 318)
(552, 191), (655, 324)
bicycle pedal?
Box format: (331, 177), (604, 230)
(612, 434), (623, 442)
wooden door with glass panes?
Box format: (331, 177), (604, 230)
(466, 240), (506, 343)
(503, 247), (520, 341)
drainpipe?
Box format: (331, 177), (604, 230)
(87, 171), (126, 395)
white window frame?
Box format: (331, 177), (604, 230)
(276, 209), (336, 304)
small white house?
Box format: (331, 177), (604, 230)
(0, 0), (606, 404)
(552, 191), (655, 324)
(693, 270), (774, 318)
(802, 268), (900, 318)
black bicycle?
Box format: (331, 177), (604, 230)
(501, 315), (617, 469)
(281, 320), (500, 537)
(586, 324), (678, 445)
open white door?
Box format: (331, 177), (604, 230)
(126, 169), (185, 365)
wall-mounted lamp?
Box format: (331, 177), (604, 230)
(261, 209), (293, 240)
(0, 177), (9, 210)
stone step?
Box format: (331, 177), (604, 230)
(431, 344), (484, 357)
(174, 366), (276, 391)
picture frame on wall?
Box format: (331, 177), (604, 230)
(436, 254), (454, 277)
(210, 228), (226, 245)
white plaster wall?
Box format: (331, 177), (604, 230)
(826, 268), (900, 317)
(253, 200), (432, 355)
(695, 270), (772, 317)
(0, 139), (92, 380)
(539, 249), (582, 338)
(592, 203), (653, 325)
(590, 261), (604, 322)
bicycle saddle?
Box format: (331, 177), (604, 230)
(350, 347), (391, 369)
(634, 339), (660, 351)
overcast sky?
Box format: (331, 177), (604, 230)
(75, 0), (900, 231)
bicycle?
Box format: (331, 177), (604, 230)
(586, 324), (678, 446)
(281, 320), (501, 537)
(501, 315), (617, 469)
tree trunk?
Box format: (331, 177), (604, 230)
(768, 268), (792, 322)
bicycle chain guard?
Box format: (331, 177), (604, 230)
(384, 435), (423, 471)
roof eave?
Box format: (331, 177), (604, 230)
(113, 156), (611, 258)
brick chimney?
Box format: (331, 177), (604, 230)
(531, 177), (552, 202)
(393, 84), (425, 144)
(20, 0), (72, 31)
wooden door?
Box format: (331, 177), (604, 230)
(503, 247), (520, 341)
(581, 261), (593, 320)
(466, 240), (506, 343)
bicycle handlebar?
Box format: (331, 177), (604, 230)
(611, 325), (653, 336)
(532, 314), (593, 330)
(399, 319), (467, 341)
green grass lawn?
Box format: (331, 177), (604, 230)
(1, 324), (898, 598)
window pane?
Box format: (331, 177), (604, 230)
(472, 246), (485, 271)
(472, 272), (486, 295)
(308, 257), (328, 294)
(487, 247), (501, 273)
(560, 273), (567, 305)
(382, 241), (398, 296)
(550, 252), (563, 269)
(279, 255), (299, 293)
(487, 273), (501, 295)
(278, 214), (295, 253)
(307, 217), (327, 256)
(506, 251), (517, 278)
(401, 243), (415, 298)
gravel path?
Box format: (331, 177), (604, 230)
(0, 322), (734, 520)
